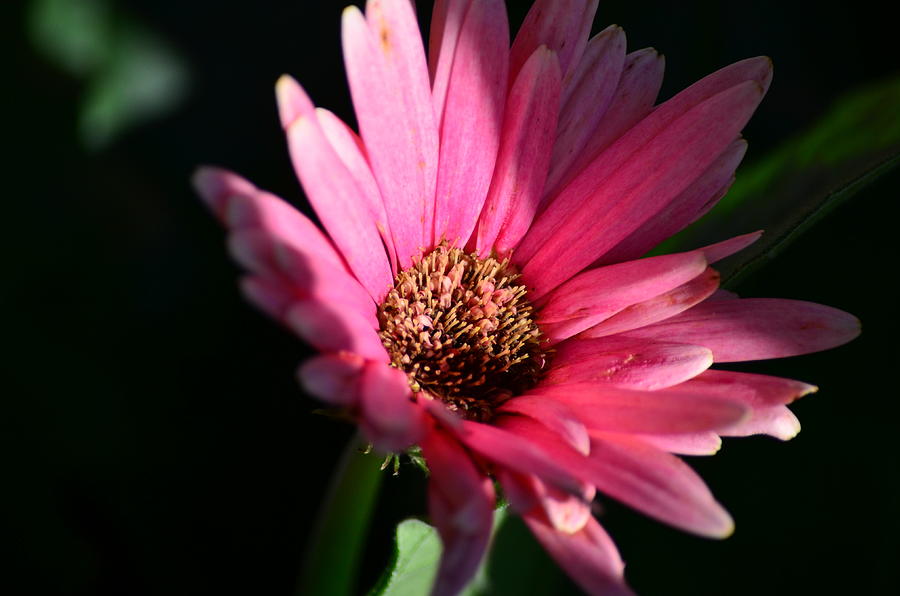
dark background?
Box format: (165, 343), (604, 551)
(5, 0), (899, 594)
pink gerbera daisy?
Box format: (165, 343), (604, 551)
(193, 1), (860, 594)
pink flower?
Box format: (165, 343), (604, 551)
(193, 1), (860, 594)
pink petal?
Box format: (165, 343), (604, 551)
(498, 397), (590, 455)
(633, 432), (723, 456)
(501, 417), (735, 538)
(523, 383), (747, 434)
(450, 420), (584, 495)
(284, 299), (388, 362)
(541, 338), (713, 390)
(227, 229), (376, 326)
(698, 230), (763, 264)
(537, 250), (708, 341)
(476, 46), (562, 256)
(283, 111), (393, 300)
(508, 0), (599, 84)
(433, 0), (509, 248)
(429, 0), (470, 122)
(521, 80), (768, 299)
(676, 369), (817, 440)
(420, 427), (496, 596)
(538, 48), (665, 218)
(193, 167), (342, 267)
(358, 360), (426, 451)
(588, 432), (735, 537)
(342, 4), (438, 267)
(314, 107), (399, 274)
(517, 56), (771, 273)
(296, 352), (366, 407)
(581, 267), (721, 338)
(524, 515), (633, 596)
(618, 298), (861, 362)
(274, 73), (315, 129)
(546, 26), (627, 192)
(598, 138), (748, 265)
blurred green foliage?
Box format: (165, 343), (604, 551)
(28, 0), (188, 148)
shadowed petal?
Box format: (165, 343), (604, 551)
(618, 298), (861, 361)
(503, 416), (736, 538)
(342, 4), (438, 266)
(518, 57), (772, 279)
(509, 0), (599, 84)
(433, 0), (509, 248)
(476, 46), (562, 256)
(524, 515), (633, 596)
(285, 300), (388, 362)
(420, 427), (496, 596)
(450, 420), (584, 495)
(297, 352), (366, 407)
(537, 48), (665, 223)
(547, 26), (626, 190)
(521, 81), (768, 299)
(358, 361), (426, 451)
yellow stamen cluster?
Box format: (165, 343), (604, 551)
(378, 245), (548, 422)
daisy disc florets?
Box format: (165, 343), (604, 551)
(378, 244), (548, 422)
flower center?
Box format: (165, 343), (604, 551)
(377, 245), (549, 422)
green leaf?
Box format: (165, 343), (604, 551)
(371, 507), (512, 596)
(297, 436), (384, 596)
(656, 75), (900, 283)
(27, 0), (188, 149)
(372, 519), (443, 596)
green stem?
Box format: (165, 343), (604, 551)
(297, 434), (383, 596)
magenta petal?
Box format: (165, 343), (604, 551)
(537, 250), (708, 341)
(358, 361), (426, 452)
(433, 0), (509, 248)
(451, 420), (584, 495)
(527, 383), (747, 434)
(420, 428), (496, 596)
(284, 112), (393, 301)
(296, 352), (366, 407)
(598, 139), (749, 265)
(476, 46), (562, 256)
(342, 4), (438, 266)
(618, 298), (861, 362)
(521, 80), (767, 299)
(508, 0), (599, 83)
(546, 26), (627, 192)
(542, 338), (713, 390)
(524, 515), (633, 596)
(581, 267), (720, 338)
